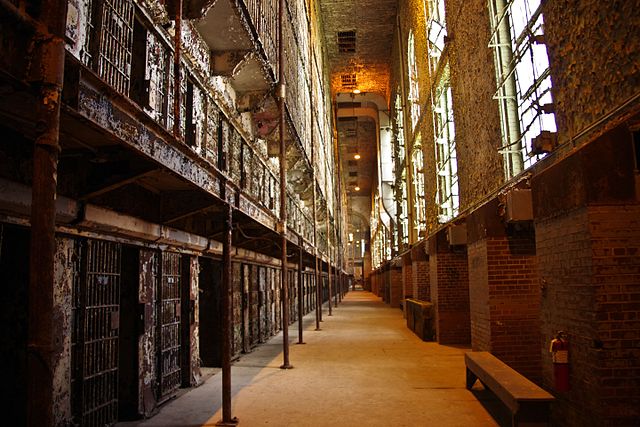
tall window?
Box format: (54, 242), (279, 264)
(427, 0), (447, 75)
(488, 0), (557, 179)
(433, 64), (459, 223)
(407, 31), (421, 131)
(411, 135), (427, 237)
(394, 92), (409, 248)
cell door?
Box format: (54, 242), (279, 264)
(158, 252), (182, 400)
(72, 239), (122, 426)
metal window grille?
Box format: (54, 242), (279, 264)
(337, 30), (357, 53)
(158, 252), (182, 399)
(72, 239), (121, 427)
(432, 66), (459, 223)
(407, 31), (421, 131)
(488, 0), (557, 178)
(426, 0), (447, 75)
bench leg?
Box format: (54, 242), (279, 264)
(465, 368), (477, 390)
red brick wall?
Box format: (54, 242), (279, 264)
(403, 262), (413, 299)
(412, 259), (430, 301)
(389, 267), (403, 309)
(537, 204), (640, 426)
(469, 232), (541, 382)
(469, 240), (490, 352)
(589, 205), (640, 425)
(429, 233), (471, 345)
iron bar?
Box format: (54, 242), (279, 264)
(27, 1), (68, 425)
(278, 0), (291, 370)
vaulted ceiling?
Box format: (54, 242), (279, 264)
(319, 0), (398, 238)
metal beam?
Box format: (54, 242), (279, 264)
(80, 169), (157, 200)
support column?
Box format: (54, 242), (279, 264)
(27, 1), (68, 425)
(326, 216), (333, 316)
(217, 200), (238, 426)
(297, 246), (305, 344)
(278, 0), (291, 370)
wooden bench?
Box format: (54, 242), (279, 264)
(465, 352), (554, 427)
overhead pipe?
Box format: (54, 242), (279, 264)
(27, 1), (68, 425)
(278, 0), (292, 370)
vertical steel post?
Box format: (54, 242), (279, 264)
(173, 0), (182, 138)
(297, 245), (304, 344)
(326, 215), (332, 316)
(27, 1), (67, 425)
(218, 199), (238, 426)
(278, 0), (292, 370)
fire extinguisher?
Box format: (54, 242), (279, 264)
(550, 331), (570, 391)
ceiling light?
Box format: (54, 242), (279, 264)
(355, 186), (360, 191)
(354, 154), (361, 160)
(353, 89), (361, 94)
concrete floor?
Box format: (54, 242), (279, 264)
(120, 291), (506, 427)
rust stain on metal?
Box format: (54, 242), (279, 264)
(138, 249), (158, 416)
(52, 237), (75, 426)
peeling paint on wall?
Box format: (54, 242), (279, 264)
(53, 237), (76, 426)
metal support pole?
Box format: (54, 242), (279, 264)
(297, 246), (305, 344)
(27, 2), (67, 425)
(326, 217), (333, 316)
(218, 199), (238, 426)
(278, 0), (291, 370)
(173, 0), (182, 139)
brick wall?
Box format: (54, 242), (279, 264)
(389, 267), (403, 309)
(533, 125), (640, 426)
(403, 261), (413, 299)
(412, 259), (430, 301)
(490, 231), (540, 381)
(588, 205), (640, 425)
(469, 240), (490, 352)
(429, 232), (471, 345)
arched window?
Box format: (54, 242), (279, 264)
(407, 31), (421, 131)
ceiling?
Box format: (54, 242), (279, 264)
(319, 0), (398, 238)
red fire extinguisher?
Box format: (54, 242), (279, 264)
(550, 331), (570, 391)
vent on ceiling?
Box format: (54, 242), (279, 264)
(341, 73), (357, 88)
(345, 128), (357, 138)
(349, 171), (358, 177)
(337, 30), (356, 53)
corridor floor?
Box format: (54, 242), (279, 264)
(121, 291), (504, 427)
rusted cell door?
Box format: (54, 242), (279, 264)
(157, 252), (182, 401)
(72, 239), (122, 426)
(258, 266), (268, 343)
(138, 249), (159, 417)
(232, 262), (243, 356)
(249, 264), (260, 347)
(242, 263), (251, 353)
